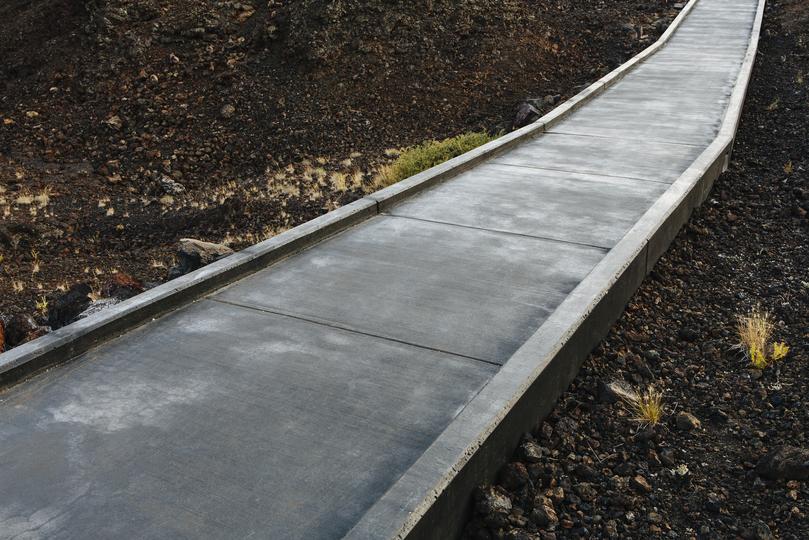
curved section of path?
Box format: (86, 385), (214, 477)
(0, 0), (763, 538)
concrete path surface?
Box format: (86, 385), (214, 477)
(0, 0), (761, 538)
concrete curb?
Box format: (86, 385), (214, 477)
(345, 0), (767, 538)
(0, 0), (700, 389)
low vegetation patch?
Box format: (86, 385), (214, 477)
(374, 131), (496, 188)
(736, 308), (790, 369)
(611, 381), (664, 426)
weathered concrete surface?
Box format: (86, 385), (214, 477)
(0, 0), (763, 538)
(0, 300), (495, 539)
(493, 133), (704, 183)
(216, 216), (605, 364)
(386, 163), (669, 248)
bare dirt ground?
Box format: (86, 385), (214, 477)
(464, 0), (809, 538)
(0, 0), (680, 347)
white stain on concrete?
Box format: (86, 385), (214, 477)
(44, 373), (211, 433)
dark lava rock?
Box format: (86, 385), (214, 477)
(677, 326), (699, 342)
(597, 379), (622, 403)
(530, 495), (559, 527)
(476, 486), (512, 527)
(573, 463), (598, 480)
(741, 520), (775, 540)
(512, 102), (541, 130)
(574, 482), (598, 502)
(47, 283), (92, 330)
(505, 530), (540, 540)
(168, 238), (234, 279)
(756, 446), (809, 480)
(519, 441), (544, 463)
(675, 411), (701, 431)
(499, 462), (530, 491)
(708, 407), (729, 425)
(103, 272), (145, 300)
(630, 474), (652, 494)
(704, 492), (723, 513)
(1, 314), (50, 347)
(659, 448), (677, 467)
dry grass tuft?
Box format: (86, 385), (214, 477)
(611, 381), (664, 426)
(736, 308), (790, 369)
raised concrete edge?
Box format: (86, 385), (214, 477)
(0, 0), (700, 389)
(0, 198), (376, 387)
(345, 0), (767, 538)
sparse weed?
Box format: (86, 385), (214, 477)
(35, 296), (48, 317)
(374, 131), (496, 188)
(15, 192), (34, 205)
(611, 381), (664, 426)
(772, 342), (790, 362)
(736, 308), (790, 369)
(33, 187), (51, 208)
(31, 250), (40, 275)
(330, 172), (349, 192)
(784, 161), (794, 175)
(88, 286), (103, 302)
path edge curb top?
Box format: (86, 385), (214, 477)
(0, 0), (700, 389)
(344, 0), (768, 538)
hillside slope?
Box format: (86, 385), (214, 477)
(0, 0), (678, 345)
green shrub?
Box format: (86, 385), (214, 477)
(375, 131), (496, 187)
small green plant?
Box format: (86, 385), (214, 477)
(736, 308), (789, 369)
(374, 131), (496, 188)
(611, 381), (664, 426)
(35, 296), (49, 317)
(772, 342), (790, 361)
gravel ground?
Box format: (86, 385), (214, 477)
(464, 1), (809, 539)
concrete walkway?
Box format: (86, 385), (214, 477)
(0, 0), (761, 538)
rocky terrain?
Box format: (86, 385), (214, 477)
(464, 0), (809, 538)
(0, 0), (680, 349)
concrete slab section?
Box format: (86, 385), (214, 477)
(216, 215), (606, 364)
(493, 132), (704, 183)
(604, 68), (736, 91)
(549, 103), (722, 146)
(386, 163), (669, 248)
(0, 299), (496, 539)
